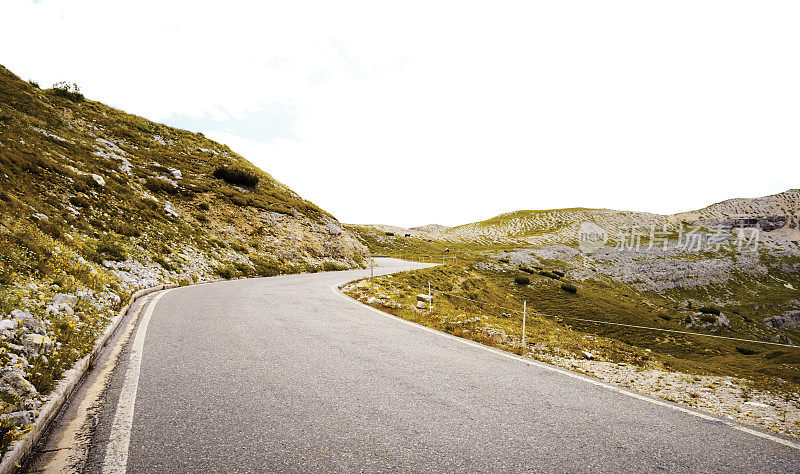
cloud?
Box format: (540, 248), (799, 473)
(4, 1), (800, 227)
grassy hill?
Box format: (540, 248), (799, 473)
(346, 189), (800, 438)
(0, 64), (368, 450)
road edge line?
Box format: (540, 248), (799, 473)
(332, 281), (800, 452)
(0, 284), (176, 474)
(101, 288), (172, 473)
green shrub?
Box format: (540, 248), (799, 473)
(499, 257), (510, 264)
(385, 232), (394, 236)
(69, 195), (89, 208)
(0, 267), (12, 286)
(251, 256), (282, 277)
(697, 306), (721, 316)
(111, 221), (141, 237)
(230, 242), (248, 253)
(212, 166), (260, 187)
(560, 283), (577, 294)
(234, 262), (252, 275)
(153, 256), (175, 272)
(209, 239), (226, 249)
(553, 270), (565, 278)
(49, 81), (84, 102)
(322, 261), (347, 272)
(215, 265), (234, 279)
(36, 218), (63, 239)
(144, 177), (178, 195)
(735, 346), (758, 356)
(519, 266), (534, 274)
(95, 237), (127, 262)
(514, 275), (530, 285)
(198, 202), (210, 211)
(140, 198), (160, 210)
(700, 314), (717, 323)
(231, 195), (248, 207)
(539, 270), (561, 280)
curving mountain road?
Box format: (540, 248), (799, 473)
(24, 258), (800, 472)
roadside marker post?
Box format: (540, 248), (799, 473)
(522, 301), (526, 347)
(428, 281), (432, 313)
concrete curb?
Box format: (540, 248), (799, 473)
(0, 283), (177, 474)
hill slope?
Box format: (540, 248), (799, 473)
(429, 190), (800, 249)
(0, 64), (368, 449)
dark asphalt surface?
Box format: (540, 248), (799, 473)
(82, 259), (800, 472)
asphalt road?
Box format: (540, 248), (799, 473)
(25, 258), (800, 472)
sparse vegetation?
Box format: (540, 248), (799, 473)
(212, 166), (260, 188)
(697, 306), (721, 316)
(560, 283), (578, 294)
(0, 63), (367, 453)
(539, 270), (561, 280)
(215, 265), (235, 279)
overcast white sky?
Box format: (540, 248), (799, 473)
(4, 1), (799, 227)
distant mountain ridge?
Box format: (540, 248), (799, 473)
(364, 189), (800, 247)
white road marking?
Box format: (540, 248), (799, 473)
(333, 281), (800, 451)
(40, 295), (153, 473)
(102, 289), (172, 473)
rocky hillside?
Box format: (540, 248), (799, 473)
(446, 208), (667, 245)
(0, 64), (368, 449)
(441, 191), (799, 245)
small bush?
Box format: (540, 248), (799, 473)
(49, 81), (84, 102)
(560, 283), (577, 294)
(231, 195), (248, 207)
(519, 266), (534, 274)
(234, 262), (252, 275)
(144, 177), (178, 195)
(697, 306), (721, 316)
(198, 202), (210, 211)
(69, 195), (89, 208)
(322, 261), (347, 272)
(539, 270), (561, 280)
(96, 237), (127, 262)
(514, 275), (530, 285)
(212, 166), (260, 187)
(553, 270), (565, 278)
(735, 346), (758, 356)
(658, 314), (672, 321)
(499, 257), (510, 264)
(251, 256), (282, 277)
(700, 314), (717, 324)
(230, 242), (248, 253)
(111, 221), (141, 237)
(0, 267), (12, 286)
(153, 256), (175, 272)
(215, 265), (234, 279)
(36, 218), (63, 239)
(385, 232), (395, 236)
